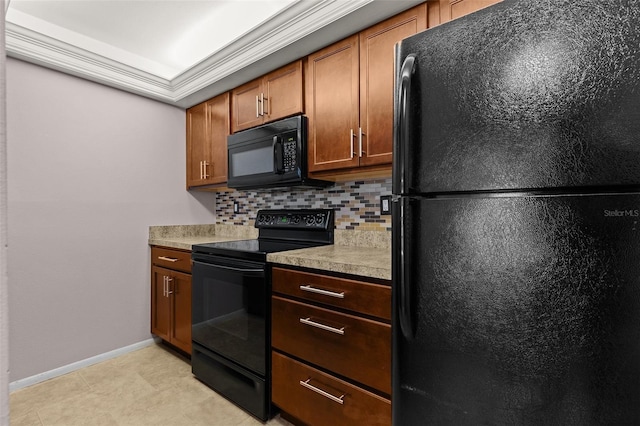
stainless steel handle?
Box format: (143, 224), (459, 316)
(256, 95), (260, 118)
(299, 379), (345, 405)
(299, 285), (345, 299)
(158, 256), (178, 262)
(300, 317), (345, 335)
(260, 93), (267, 116)
(262, 93), (268, 115)
(350, 129), (355, 159)
(166, 277), (173, 295)
(163, 276), (166, 297)
(199, 160), (203, 180)
(359, 127), (365, 157)
(203, 161), (210, 179)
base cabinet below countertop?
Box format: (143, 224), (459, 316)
(150, 246), (192, 355)
(271, 266), (391, 426)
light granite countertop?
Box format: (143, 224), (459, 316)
(148, 224), (258, 250)
(267, 229), (391, 281)
(149, 225), (391, 281)
(267, 244), (391, 281)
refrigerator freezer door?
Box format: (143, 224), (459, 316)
(394, 0), (640, 195)
(393, 193), (640, 425)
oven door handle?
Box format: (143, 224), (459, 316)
(192, 260), (265, 275)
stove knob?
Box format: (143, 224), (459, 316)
(315, 214), (325, 226)
(305, 215), (315, 225)
(292, 215), (301, 224)
(257, 214), (266, 224)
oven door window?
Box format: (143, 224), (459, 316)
(192, 257), (267, 375)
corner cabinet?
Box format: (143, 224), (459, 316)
(271, 267), (392, 426)
(305, 4), (427, 176)
(231, 60), (303, 133)
(151, 246), (192, 354)
(186, 92), (230, 189)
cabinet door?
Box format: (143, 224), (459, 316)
(359, 4), (427, 168)
(231, 78), (263, 133)
(151, 266), (171, 342)
(170, 270), (192, 354)
(206, 93), (230, 185)
(306, 35), (360, 173)
(186, 102), (208, 188)
(186, 94), (230, 188)
(264, 60), (303, 123)
(439, 0), (502, 23)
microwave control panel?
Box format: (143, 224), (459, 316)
(283, 138), (297, 172)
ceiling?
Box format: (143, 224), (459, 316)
(5, 0), (424, 108)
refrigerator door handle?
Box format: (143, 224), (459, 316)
(393, 53), (416, 195)
(394, 196), (414, 340)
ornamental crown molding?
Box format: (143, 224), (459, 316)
(5, 0), (375, 106)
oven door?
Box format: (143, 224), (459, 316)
(191, 254), (267, 375)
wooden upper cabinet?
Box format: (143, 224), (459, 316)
(306, 4), (427, 174)
(186, 92), (230, 189)
(359, 4), (428, 168)
(306, 35), (360, 172)
(232, 79), (263, 132)
(231, 60), (303, 133)
(435, 0), (502, 24)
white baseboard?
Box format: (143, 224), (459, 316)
(9, 337), (159, 392)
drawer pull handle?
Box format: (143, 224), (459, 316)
(300, 317), (345, 335)
(299, 285), (345, 299)
(158, 256), (179, 262)
(299, 379), (345, 405)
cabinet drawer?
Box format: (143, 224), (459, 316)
(272, 267), (391, 320)
(272, 296), (391, 394)
(151, 247), (191, 273)
(272, 351), (390, 426)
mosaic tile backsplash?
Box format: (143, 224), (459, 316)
(215, 178), (392, 231)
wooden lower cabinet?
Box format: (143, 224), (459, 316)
(272, 296), (390, 394)
(271, 267), (392, 426)
(150, 246), (192, 354)
(272, 351), (391, 426)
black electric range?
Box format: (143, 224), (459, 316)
(192, 209), (334, 261)
(190, 209), (334, 421)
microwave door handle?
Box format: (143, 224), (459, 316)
(273, 136), (285, 174)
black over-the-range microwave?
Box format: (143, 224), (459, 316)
(227, 115), (332, 190)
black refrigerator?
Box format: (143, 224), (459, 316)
(392, 0), (640, 424)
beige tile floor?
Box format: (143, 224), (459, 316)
(10, 344), (294, 426)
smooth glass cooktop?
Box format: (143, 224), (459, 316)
(192, 238), (321, 260)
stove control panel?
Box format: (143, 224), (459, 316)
(255, 209), (334, 230)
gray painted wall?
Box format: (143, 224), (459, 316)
(6, 58), (216, 382)
(1, 2), (10, 421)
